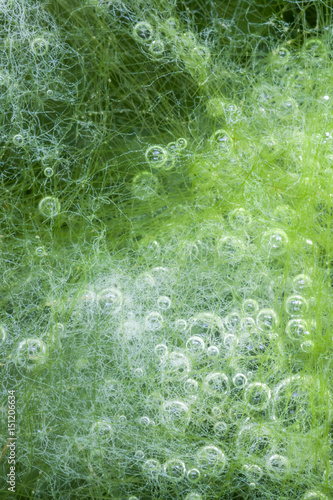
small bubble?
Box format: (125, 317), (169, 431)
(207, 345), (219, 358)
(145, 145), (168, 168)
(175, 319), (187, 332)
(157, 296), (171, 310)
(128, 496), (139, 500)
(154, 344), (168, 357)
(46, 89), (53, 96)
(162, 400), (190, 428)
(139, 416), (151, 426)
(142, 458), (160, 475)
(292, 274), (312, 293)
(176, 137), (187, 149)
(244, 382), (271, 411)
(213, 421), (228, 437)
(233, 373), (247, 388)
(286, 319), (309, 341)
(145, 312), (163, 331)
(184, 493), (202, 500)
(242, 299), (259, 317)
(196, 445), (227, 474)
(203, 372), (229, 396)
(43, 167), (54, 178)
(132, 171), (159, 200)
(263, 228), (289, 257)
(164, 459), (186, 480)
(186, 336), (205, 355)
(256, 308), (279, 332)
(242, 464), (263, 482)
(35, 246), (46, 257)
(187, 468), (200, 483)
(285, 295), (308, 317)
(301, 340), (314, 352)
(228, 208), (252, 228)
(210, 129), (233, 155)
(135, 450), (145, 460)
(149, 39), (164, 56)
(133, 22), (154, 43)
(13, 134), (24, 146)
(118, 415), (127, 424)
(184, 378), (199, 394)
(38, 196), (61, 217)
(90, 420), (113, 438)
(31, 37), (49, 55)
(0, 325), (6, 343)
(163, 352), (191, 379)
(134, 367), (144, 377)
(97, 287), (122, 312)
(267, 454), (289, 474)
(16, 338), (46, 369)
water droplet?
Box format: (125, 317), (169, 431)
(163, 459), (186, 480)
(43, 167), (54, 178)
(38, 197), (61, 217)
(285, 295), (308, 317)
(157, 296), (171, 310)
(133, 22), (154, 43)
(13, 134), (24, 145)
(31, 37), (49, 55)
(132, 171), (159, 200)
(16, 338), (46, 369)
(263, 229), (289, 257)
(145, 145), (168, 168)
(244, 382), (271, 410)
(203, 372), (229, 396)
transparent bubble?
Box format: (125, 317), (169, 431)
(228, 208), (252, 228)
(118, 415), (127, 425)
(38, 197), (61, 217)
(304, 38), (327, 58)
(133, 22), (154, 43)
(132, 171), (159, 200)
(13, 134), (24, 146)
(164, 459), (186, 480)
(16, 338), (46, 369)
(184, 378), (199, 394)
(242, 299), (259, 317)
(97, 287), (122, 312)
(256, 308), (279, 332)
(149, 39), (164, 56)
(292, 274), (312, 293)
(142, 458), (160, 475)
(186, 336), (205, 355)
(217, 235), (245, 262)
(270, 45), (290, 65)
(145, 145), (168, 169)
(187, 468), (200, 483)
(167, 141), (179, 155)
(144, 240), (160, 259)
(163, 352), (191, 379)
(46, 89), (53, 96)
(155, 344), (168, 358)
(242, 464), (263, 482)
(0, 71), (9, 86)
(210, 129), (233, 155)
(207, 346), (219, 358)
(54, 323), (64, 335)
(302, 493), (329, 500)
(213, 421), (228, 437)
(0, 325), (6, 343)
(244, 382), (271, 411)
(263, 229), (289, 257)
(267, 454), (289, 474)
(285, 295), (309, 317)
(196, 445), (227, 474)
(184, 493), (202, 500)
(162, 400), (190, 429)
(286, 319), (309, 341)
(233, 373), (247, 388)
(128, 496), (139, 500)
(139, 416), (151, 426)
(31, 37), (49, 55)
(190, 313), (224, 341)
(157, 296), (171, 310)
(301, 340), (314, 352)
(211, 406), (222, 417)
(145, 312), (164, 331)
(203, 372), (229, 396)
(225, 312), (242, 331)
(175, 319), (187, 332)
(133, 367), (144, 377)
(35, 246), (46, 257)
(90, 421), (113, 439)
(223, 334), (237, 350)
(135, 450), (145, 460)
(236, 423), (273, 456)
(177, 137), (187, 149)
(44, 167), (54, 178)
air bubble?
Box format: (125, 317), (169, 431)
(213, 421), (228, 437)
(263, 228), (289, 257)
(161, 400), (190, 429)
(157, 296), (171, 310)
(217, 235), (245, 262)
(133, 22), (154, 43)
(38, 197), (61, 217)
(292, 274), (312, 293)
(44, 167), (54, 178)
(16, 338), (47, 369)
(210, 129), (233, 155)
(267, 454), (289, 474)
(285, 295), (309, 317)
(225, 312), (241, 331)
(135, 450), (145, 460)
(177, 137), (187, 149)
(145, 312), (163, 331)
(186, 336), (205, 355)
(163, 352), (191, 379)
(270, 45), (290, 65)
(203, 372), (229, 396)
(13, 134), (24, 146)
(184, 378), (199, 394)
(184, 493), (202, 500)
(302, 492), (329, 500)
(90, 421), (113, 439)
(244, 382), (271, 411)
(142, 458), (160, 475)
(233, 373), (247, 388)
(242, 464), (263, 482)
(242, 299), (259, 317)
(154, 344), (168, 357)
(46, 89), (53, 96)
(187, 468), (201, 483)
(31, 37), (49, 55)
(35, 246), (46, 257)
(118, 415), (127, 424)
(190, 312), (224, 341)
(207, 346), (219, 358)
(196, 445), (227, 474)
(97, 288), (122, 312)
(175, 319), (187, 332)
(228, 208), (252, 228)
(139, 416), (151, 426)
(0, 326), (6, 343)
(145, 145), (168, 169)
(149, 39), (164, 56)
(163, 459), (186, 480)
(301, 340), (314, 352)
(256, 308), (279, 332)
(132, 171), (159, 200)
(286, 319), (309, 341)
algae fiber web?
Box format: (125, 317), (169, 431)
(1, 0), (333, 499)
